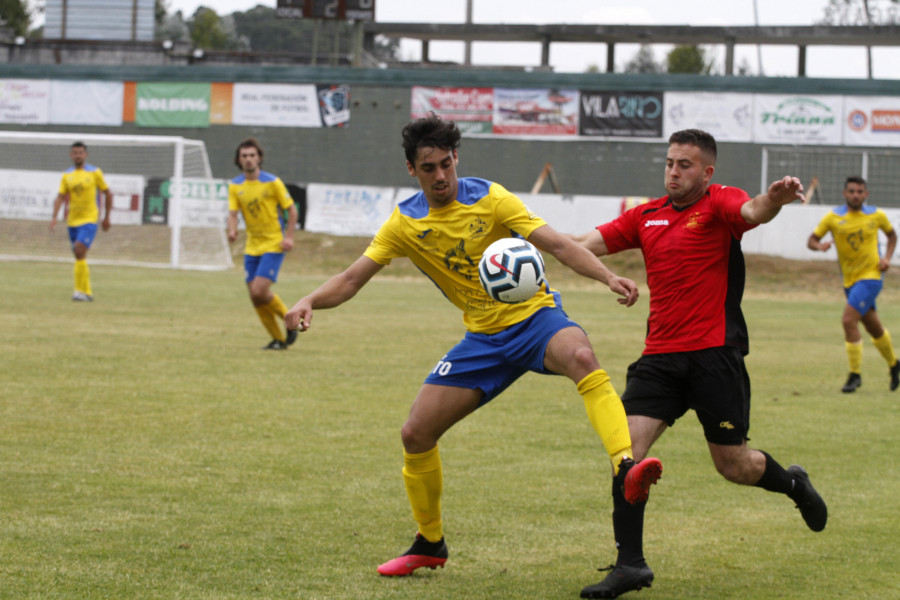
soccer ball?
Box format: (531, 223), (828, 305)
(478, 238), (546, 303)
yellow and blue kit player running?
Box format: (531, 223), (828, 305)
(809, 175), (900, 393)
(285, 114), (662, 580)
(227, 138), (299, 350)
(50, 141), (113, 302)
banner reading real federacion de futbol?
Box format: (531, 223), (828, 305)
(579, 90), (663, 138)
(411, 86), (493, 134)
(135, 82), (211, 128)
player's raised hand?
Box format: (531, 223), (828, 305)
(768, 176), (805, 206)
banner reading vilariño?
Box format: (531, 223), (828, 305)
(579, 90), (663, 138)
(411, 86), (493, 134)
(493, 88), (578, 136)
(135, 82), (211, 128)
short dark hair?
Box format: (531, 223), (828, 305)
(845, 175), (867, 188)
(71, 141), (87, 151)
(234, 138), (264, 169)
(401, 114), (462, 164)
(668, 129), (717, 162)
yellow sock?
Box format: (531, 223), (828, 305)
(578, 369), (633, 474)
(871, 329), (898, 366)
(845, 340), (863, 374)
(402, 446), (443, 543)
(74, 259), (91, 295)
(255, 303), (285, 342)
(267, 294), (288, 319)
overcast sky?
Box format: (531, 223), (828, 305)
(164, 0), (900, 78)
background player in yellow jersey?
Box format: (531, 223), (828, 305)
(284, 115), (663, 589)
(49, 141), (113, 302)
(808, 175), (900, 393)
(227, 138), (299, 350)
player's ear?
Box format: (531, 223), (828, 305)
(406, 160), (416, 177)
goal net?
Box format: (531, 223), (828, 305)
(0, 131), (233, 270)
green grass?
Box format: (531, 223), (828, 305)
(2, 234), (899, 599)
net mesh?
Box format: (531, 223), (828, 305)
(0, 132), (233, 270)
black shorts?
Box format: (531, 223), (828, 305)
(621, 346), (751, 445)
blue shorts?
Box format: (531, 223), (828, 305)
(244, 253), (285, 283)
(424, 305), (581, 407)
(845, 279), (882, 316)
(68, 224), (98, 248)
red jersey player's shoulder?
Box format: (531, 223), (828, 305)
(707, 183), (750, 201)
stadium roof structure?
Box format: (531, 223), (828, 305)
(364, 23), (900, 76)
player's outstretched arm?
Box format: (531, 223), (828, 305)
(285, 255), (383, 332)
(807, 232), (832, 252)
(742, 175), (805, 225)
(529, 224), (638, 307)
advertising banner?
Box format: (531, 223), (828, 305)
(843, 95), (900, 147)
(753, 94), (843, 145)
(232, 83), (322, 127)
(0, 168), (143, 225)
(663, 91), (753, 142)
(305, 183), (396, 236)
(0, 79), (50, 124)
(493, 88), (578, 136)
(142, 177), (229, 227)
(579, 90), (663, 138)
(317, 84), (351, 128)
(49, 81), (124, 126)
(411, 86), (493, 134)
(135, 82), (211, 128)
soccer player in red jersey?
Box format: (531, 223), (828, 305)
(575, 129), (827, 599)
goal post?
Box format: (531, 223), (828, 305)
(0, 131), (233, 270)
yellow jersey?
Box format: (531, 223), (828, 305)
(58, 164), (108, 227)
(228, 171), (294, 256)
(364, 177), (559, 334)
(814, 204), (894, 288)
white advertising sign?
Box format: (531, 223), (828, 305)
(305, 184), (397, 236)
(231, 83), (322, 127)
(753, 94), (843, 145)
(843, 95), (900, 147)
(174, 178), (230, 228)
(0, 79), (50, 124)
(663, 91), (753, 142)
(50, 80), (124, 126)
(0, 169), (144, 225)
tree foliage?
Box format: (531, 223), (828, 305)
(666, 45), (714, 75)
(622, 45), (663, 74)
(0, 0), (30, 37)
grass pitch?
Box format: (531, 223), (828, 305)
(1, 232), (898, 599)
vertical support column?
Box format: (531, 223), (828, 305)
(606, 42), (615, 73)
(541, 35), (550, 68)
(422, 39), (430, 63)
(798, 44), (807, 77)
(725, 39), (734, 76)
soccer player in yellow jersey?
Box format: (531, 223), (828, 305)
(808, 175), (900, 393)
(285, 115), (663, 584)
(227, 138), (299, 350)
(50, 141), (113, 302)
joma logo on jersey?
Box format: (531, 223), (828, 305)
(719, 421), (735, 430)
(645, 219), (669, 227)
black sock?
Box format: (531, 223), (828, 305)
(612, 476), (648, 567)
(753, 450), (795, 496)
